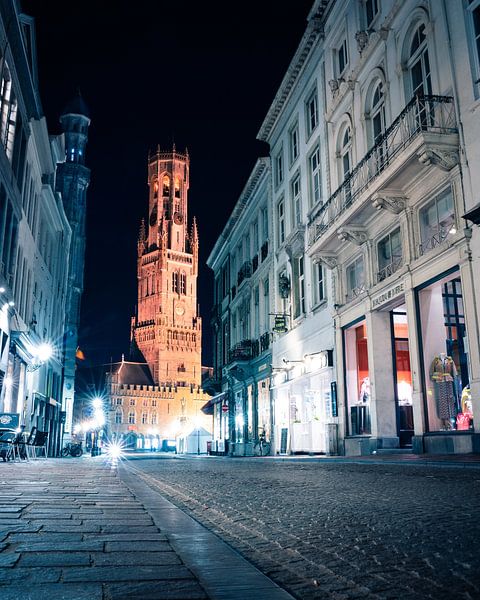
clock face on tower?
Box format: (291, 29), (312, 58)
(175, 302), (185, 316)
(173, 212), (183, 225)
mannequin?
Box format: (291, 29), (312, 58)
(429, 352), (458, 429)
(359, 376), (370, 403)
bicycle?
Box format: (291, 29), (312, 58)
(61, 441), (83, 457)
(253, 429), (271, 456)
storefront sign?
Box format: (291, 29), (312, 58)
(331, 381), (338, 418)
(273, 314), (288, 333)
(0, 413), (19, 429)
(372, 281), (405, 309)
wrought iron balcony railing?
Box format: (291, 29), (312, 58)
(237, 260), (252, 286)
(419, 224), (456, 256)
(228, 339), (252, 363)
(309, 95), (457, 247)
(377, 257), (403, 283)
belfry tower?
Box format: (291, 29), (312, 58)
(132, 146), (202, 386)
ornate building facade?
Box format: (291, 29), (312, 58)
(132, 147), (202, 387)
(102, 147), (210, 450)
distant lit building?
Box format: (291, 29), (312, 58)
(102, 147), (211, 448)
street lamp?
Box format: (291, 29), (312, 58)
(90, 396), (105, 456)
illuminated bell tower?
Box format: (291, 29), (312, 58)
(132, 146), (202, 386)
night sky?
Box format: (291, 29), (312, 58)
(22, 0), (314, 367)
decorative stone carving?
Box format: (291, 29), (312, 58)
(417, 149), (459, 172)
(311, 253), (337, 269)
(372, 195), (406, 214)
(347, 78), (356, 90)
(355, 30), (369, 54)
(337, 226), (368, 246)
(328, 78), (340, 96)
(278, 274), (291, 298)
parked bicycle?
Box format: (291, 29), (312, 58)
(253, 428), (271, 456)
(61, 441), (83, 457)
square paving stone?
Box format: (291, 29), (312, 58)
(0, 583), (103, 600)
(101, 524), (159, 534)
(105, 580), (208, 599)
(83, 533), (167, 542)
(105, 540), (172, 552)
(63, 565), (194, 582)
(42, 524), (101, 533)
(7, 532), (83, 543)
(18, 552), (91, 567)
(91, 551), (181, 566)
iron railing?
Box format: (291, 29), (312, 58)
(308, 95), (457, 247)
(237, 261), (252, 286)
(377, 257), (403, 283)
(419, 224), (456, 256)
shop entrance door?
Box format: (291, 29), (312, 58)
(391, 310), (414, 447)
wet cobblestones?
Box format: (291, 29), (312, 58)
(128, 457), (480, 600)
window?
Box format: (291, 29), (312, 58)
(306, 90), (318, 137)
(151, 399), (157, 407)
(115, 410), (122, 424)
(263, 278), (270, 331)
(377, 228), (402, 281)
(128, 411), (135, 424)
(261, 206), (268, 242)
(339, 126), (352, 204)
(0, 64), (17, 161)
(407, 24), (431, 98)
(309, 146), (322, 206)
(293, 256), (305, 318)
(277, 198), (285, 244)
(365, 0), (379, 28)
(313, 262), (325, 305)
(291, 174), (302, 226)
(174, 177), (180, 198)
(151, 414), (157, 425)
(275, 150), (284, 186)
(419, 188), (456, 255)
(346, 256), (365, 299)
(337, 39), (348, 76)
(253, 286), (260, 336)
(289, 123), (299, 164)
(162, 175), (170, 196)
(252, 219), (259, 255)
(142, 412), (148, 424)
(467, 0), (480, 90)
(370, 81), (385, 146)
(116, 398), (122, 405)
(180, 271), (186, 294)
(129, 398), (135, 406)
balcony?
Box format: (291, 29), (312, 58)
(377, 257), (403, 283)
(308, 95), (458, 256)
(228, 339), (252, 363)
(237, 261), (252, 287)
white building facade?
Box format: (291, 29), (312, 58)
(209, 0), (480, 456)
(0, 1), (78, 455)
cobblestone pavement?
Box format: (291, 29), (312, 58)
(124, 456), (480, 600)
(0, 458), (208, 599)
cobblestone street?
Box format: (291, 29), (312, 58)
(124, 456), (480, 600)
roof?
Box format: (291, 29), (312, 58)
(109, 361), (154, 386)
(61, 91), (91, 119)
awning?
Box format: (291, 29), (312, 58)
(201, 391), (228, 415)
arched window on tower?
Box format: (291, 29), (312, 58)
(174, 177), (181, 198)
(172, 272), (179, 293)
(180, 272), (186, 295)
(153, 180), (159, 199)
(163, 175), (170, 196)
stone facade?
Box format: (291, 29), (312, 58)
(132, 148), (202, 387)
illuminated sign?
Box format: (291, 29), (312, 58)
(372, 281), (405, 309)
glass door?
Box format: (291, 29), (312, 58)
(391, 310), (414, 447)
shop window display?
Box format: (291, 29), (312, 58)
(344, 321), (371, 435)
(418, 273), (472, 432)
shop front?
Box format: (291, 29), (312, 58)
(414, 268), (475, 453)
(272, 351), (335, 455)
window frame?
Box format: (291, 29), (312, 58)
(364, 0), (380, 29)
(289, 122), (299, 165)
(305, 88), (319, 138)
(466, 0), (480, 95)
(346, 255), (365, 299)
(275, 148), (284, 187)
(312, 262), (325, 306)
(337, 38), (349, 77)
(418, 187), (456, 255)
(277, 197), (286, 245)
(377, 227), (402, 281)
(290, 172), (302, 227)
(309, 145), (322, 207)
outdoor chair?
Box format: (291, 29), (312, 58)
(0, 431), (16, 462)
(26, 429), (48, 459)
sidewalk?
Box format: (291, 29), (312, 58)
(0, 457), (292, 600)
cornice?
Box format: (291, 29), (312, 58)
(256, 1), (330, 143)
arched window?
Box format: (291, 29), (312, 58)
(153, 180), (159, 198)
(370, 82), (385, 146)
(174, 177), (181, 198)
(162, 175), (170, 196)
(180, 272), (186, 295)
(172, 272), (179, 293)
(407, 24), (431, 98)
(340, 126), (352, 182)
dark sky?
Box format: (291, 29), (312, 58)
(22, 0), (314, 367)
